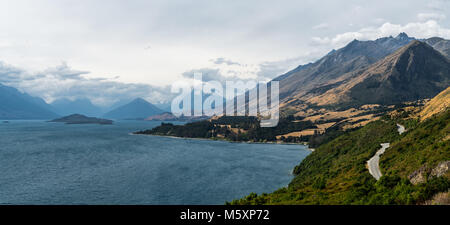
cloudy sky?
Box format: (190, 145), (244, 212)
(1, 0), (450, 106)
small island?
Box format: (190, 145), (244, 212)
(49, 114), (113, 125)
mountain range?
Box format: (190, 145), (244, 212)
(272, 33), (450, 117)
(424, 37), (450, 58)
(0, 84), (58, 119)
(1, 33), (449, 121)
(277, 33), (415, 101)
(225, 33), (450, 205)
(0, 84), (165, 120)
(307, 40), (450, 107)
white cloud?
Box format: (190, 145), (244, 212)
(2, 0), (447, 87)
(211, 58), (241, 66)
(182, 60), (260, 83)
(417, 13), (446, 21)
(0, 40), (13, 48)
(183, 51), (323, 85)
(1, 0), (450, 102)
(427, 0), (450, 11)
(257, 52), (322, 79)
(0, 62), (174, 106)
(313, 23), (329, 30)
(372, 18), (387, 25)
(312, 20), (450, 48)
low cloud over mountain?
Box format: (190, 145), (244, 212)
(0, 62), (175, 108)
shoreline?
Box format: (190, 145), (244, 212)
(131, 133), (315, 152)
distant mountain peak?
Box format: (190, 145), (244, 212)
(394, 40), (443, 62)
(405, 39), (423, 46)
(396, 32), (410, 40)
(426, 37), (445, 43)
(396, 40), (424, 52)
(132, 97), (148, 103)
(346, 39), (361, 47)
(424, 37), (450, 58)
(103, 97), (164, 120)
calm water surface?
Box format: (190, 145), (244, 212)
(0, 120), (310, 205)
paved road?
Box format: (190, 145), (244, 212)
(397, 124), (406, 135)
(367, 143), (390, 180)
(367, 123), (405, 180)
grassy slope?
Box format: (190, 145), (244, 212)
(381, 111), (450, 178)
(230, 110), (450, 205)
(419, 86), (450, 121)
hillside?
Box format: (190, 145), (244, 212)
(419, 86), (450, 121)
(230, 109), (449, 205)
(0, 83), (58, 119)
(425, 37), (450, 58)
(103, 98), (164, 120)
(307, 41), (450, 108)
(239, 35), (449, 140)
(270, 34), (450, 128)
(381, 111), (449, 180)
(277, 33), (415, 103)
(276, 34), (449, 108)
(144, 39), (450, 147)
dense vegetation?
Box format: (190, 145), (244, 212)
(135, 116), (316, 142)
(230, 110), (450, 205)
(381, 110), (450, 178)
(136, 107), (398, 148)
(138, 121), (215, 138)
(307, 124), (358, 148)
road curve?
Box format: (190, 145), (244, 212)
(397, 124), (406, 135)
(367, 143), (390, 180)
(367, 124), (405, 180)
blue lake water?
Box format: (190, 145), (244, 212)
(0, 120), (310, 205)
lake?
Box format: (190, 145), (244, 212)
(0, 120), (310, 205)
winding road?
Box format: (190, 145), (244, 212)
(397, 123), (406, 135)
(367, 143), (390, 180)
(367, 124), (406, 180)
